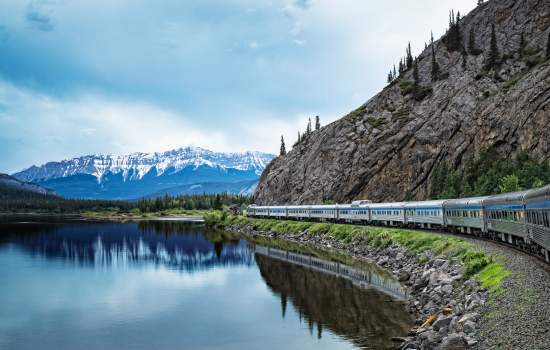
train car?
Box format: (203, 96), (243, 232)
(287, 205), (310, 220)
(309, 205), (338, 221)
(483, 190), (529, 245)
(404, 200), (446, 228)
(267, 206), (287, 218)
(444, 197), (488, 234)
(525, 185), (550, 262)
(338, 204), (370, 223)
(248, 205), (270, 217)
(369, 202), (406, 225)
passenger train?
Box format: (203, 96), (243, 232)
(247, 185), (550, 262)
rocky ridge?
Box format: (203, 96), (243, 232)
(229, 223), (488, 350)
(255, 0), (550, 204)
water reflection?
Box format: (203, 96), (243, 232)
(0, 218), (412, 350)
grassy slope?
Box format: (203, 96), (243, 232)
(81, 208), (213, 220)
(206, 212), (509, 293)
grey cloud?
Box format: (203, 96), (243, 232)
(25, 2), (54, 32)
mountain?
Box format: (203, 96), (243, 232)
(0, 173), (54, 196)
(13, 147), (275, 200)
(255, 0), (550, 204)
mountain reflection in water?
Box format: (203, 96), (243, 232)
(0, 218), (413, 350)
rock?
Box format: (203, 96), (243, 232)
(440, 333), (468, 350)
(254, 0), (550, 206)
(433, 315), (453, 331)
(463, 320), (476, 334)
(377, 256), (389, 265)
(398, 270), (411, 282)
(458, 312), (480, 324)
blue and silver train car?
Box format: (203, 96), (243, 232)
(338, 204), (370, 222)
(249, 205), (270, 217)
(369, 202), (405, 225)
(287, 205), (309, 220)
(267, 206), (287, 218)
(309, 205), (338, 221)
(483, 190), (529, 245)
(444, 197), (488, 234)
(404, 200), (446, 228)
(525, 185), (550, 262)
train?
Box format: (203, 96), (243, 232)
(247, 185), (550, 262)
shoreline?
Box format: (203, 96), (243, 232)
(220, 218), (499, 350)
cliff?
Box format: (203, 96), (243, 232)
(255, 0), (550, 204)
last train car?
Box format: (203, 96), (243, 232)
(444, 197), (488, 234)
(483, 190), (529, 246)
(525, 185), (550, 262)
(404, 200), (446, 229)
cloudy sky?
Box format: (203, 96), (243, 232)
(0, 0), (477, 173)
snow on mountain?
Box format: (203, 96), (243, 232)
(14, 146), (275, 183)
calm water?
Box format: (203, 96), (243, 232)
(0, 216), (413, 350)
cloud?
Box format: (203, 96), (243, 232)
(293, 0), (313, 10)
(25, 1), (54, 32)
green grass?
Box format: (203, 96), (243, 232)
(215, 214), (510, 293)
(83, 208), (212, 220)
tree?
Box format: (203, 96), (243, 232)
(393, 64), (397, 79)
(297, 131), (301, 144)
(413, 61), (419, 86)
(406, 42), (413, 69)
(485, 24), (500, 70)
(468, 27), (481, 55)
(519, 32), (525, 56)
(430, 31), (440, 81)
(546, 32), (550, 59)
(387, 70), (393, 83)
(498, 174), (521, 193)
(306, 117), (312, 135)
(315, 115), (321, 131)
(280, 135), (286, 156)
(444, 10), (462, 52)
(478, 0), (483, 5)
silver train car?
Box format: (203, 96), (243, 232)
(247, 184), (550, 262)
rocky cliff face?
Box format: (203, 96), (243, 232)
(255, 0), (550, 205)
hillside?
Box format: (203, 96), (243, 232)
(255, 0), (550, 205)
(13, 147), (274, 200)
(0, 173), (54, 196)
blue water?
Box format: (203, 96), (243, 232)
(0, 218), (412, 349)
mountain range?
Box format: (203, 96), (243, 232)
(13, 147), (275, 200)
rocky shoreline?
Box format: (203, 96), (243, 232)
(227, 223), (487, 350)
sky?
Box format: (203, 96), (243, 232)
(0, 0), (477, 173)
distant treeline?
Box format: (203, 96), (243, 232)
(0, 186), (252, 213)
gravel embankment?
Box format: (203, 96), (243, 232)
(461, 238), (550, 350)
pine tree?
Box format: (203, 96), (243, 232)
(315, 115), (321, 131)
(387, 70), (393, 83)
(398, 60), (404, 74)
(413, 61), (419, 86)
(406, 42), (413, 69)
(297, 131), (301, 144)
(430, 31), (440, 82)
(280, 135), (286, 156)
(468, 27), (481, 55)
(547, 32), (550, 59)
(306, 117), (312, 135)
(485, 24), (500, 70)
(393, 64), (397, 79)
(519, 32), (525, 56)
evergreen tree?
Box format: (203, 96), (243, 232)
(444, 10), (462, 52)
(546, 32), (550, 59)
(280, 135), (286, 156)
(430, 31), (440, 82)
(393, 64), (397, 79)
(297, 131), (301, 144)
(315, 115), (321, 131)
(387, 70), (393, 83)
(468, 27), (481, 55)
(406, 42), (413, 69)
(413, 61), (419, 86)
(398, 60), (404, 74)
(485, 24), (500, 70)
(519, 32), (525, 56)
(306, 117), (312, 135)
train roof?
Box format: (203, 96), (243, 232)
(483, 190), (531, 205)
(368, 202), (406, 208)
(308, 205), (339, 209)
(444, 196), (489, 207)
(524, 185), (550, 200)
(404, 200), (447, 208)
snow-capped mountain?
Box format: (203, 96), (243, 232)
(13, 147), (275, 200)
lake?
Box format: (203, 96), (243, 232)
(0, 216), (413, 349)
